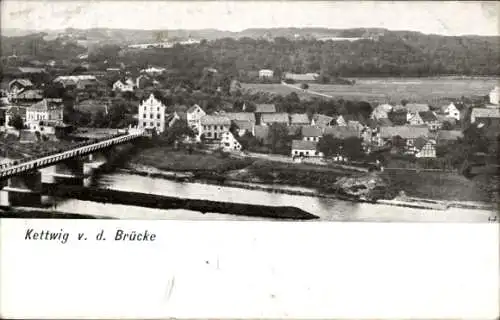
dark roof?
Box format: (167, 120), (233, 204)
(15, 89), (43, 100)
(413, 137), (430, 150)
(261, 113), (289, 124)
(292, 140), (317, 150)
(437, 130), (463, 142)
(379, 126), (429, 139)
(9, 79), (33, 88)
(418, 111), (438, 122)
(187, 104), (203, 114)
(287, 125), (302, 136)
(255, 104), (276, 113)
(301, 125), (323, 137)
(323, 126), (359, 139)
(28, 99), (63, 112)
(233, 120), (254, 131)
(6, 106), (26, 116)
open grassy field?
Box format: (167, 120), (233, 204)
(242, 77), (499, 105)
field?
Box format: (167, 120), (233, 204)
(242, 77), (500, 105)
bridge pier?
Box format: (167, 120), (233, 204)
(6, 171), (42, 207)
(51, 158), (85, 186)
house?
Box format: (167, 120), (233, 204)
(25, 99), (64, 132)
(8, 79), (33, 96)
(283, 73), (319, 82)
(407, 111), (424, 125)
(470, 108), (500, 124)
(323, 126), (360, 139)
(224, 112), (256, 136)
(378, 126), (430, 147)
(442, 102), (461, 121)
(290, 113), (310, 126)
(405, 103), (430, 113)
(200, 115), (231, 140)
(301, 126), (322, 142)
(311, 114), (334, 127)
(370, 103), (393, 120)
(255, 104), (276, 114)
(418, 111), (441, 130)
(10, 89), (43, 104)
(113, 79), (135, 92)
(260, 113), (289, 126)
(137, 94), (167, 133)
(489, 86), (499, 105)
(412, 137), (436, 158)
(291, 140), (322, 158)
(220, 131), (242, 152)
(167, 111), (187, 128)
(436, 130), (463, 145)
(54, 75), (98, 90)
(136, 75), (152, 89)
(388, 109), (408, 125)
(335, 115), (347, 126)
(186, 104), (206, 134)
(258, 69), (274, 79)
(4, 106), (26, 129)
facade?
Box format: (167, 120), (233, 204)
(220, 131), (242, 152)
(489, 86), (499, 105)
(301, 126), (322, 142)
(113, 79), (135, 92)
(137, 94), (167, 133)
(186, 104), (206, 134)
(407, 111), (424, 125)
(258, 69), (274, 79)
(412, 138), (436, 158)
(470, 108), (500, 124)
(25, 99), (64, 132)
(260, 113), (290, 126)
(291, 140), (322, 157)
(443, 103), (461, 121)
(200, 115), (231, 140)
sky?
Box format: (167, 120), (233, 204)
(2, 1), (499, 36)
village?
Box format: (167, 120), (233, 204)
(1, 61), (499, 175)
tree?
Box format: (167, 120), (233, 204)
(162, 120), (195, 145)
(300, 83), (309, 90)
(342, 137), (364, 160)
(8, 115), (24, 131)
(268, 123), (290, 154)
(318, 134), (342, 158)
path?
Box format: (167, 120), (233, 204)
(280, 81), (334, 99)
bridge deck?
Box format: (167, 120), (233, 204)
(0, 130), (144, 180)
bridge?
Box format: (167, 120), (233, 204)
(0, 129), (145, 206)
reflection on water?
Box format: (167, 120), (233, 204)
(0, 169), (494, 222)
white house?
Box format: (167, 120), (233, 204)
(186, 104), (206, 134)
(220, 131), (242, 152)
(113, 79), (135, 92)
(470, 108), (500, 124)
(138, 94), (167, 133)
(370, 103), (393, 120)
(25, 99), (64, 132)
(200, 115), (231, 140)
(489, 86), (499, 105)
(258, 69), (274, 79)
(443, 102), (461, 121)
(291, 140), (323, 158)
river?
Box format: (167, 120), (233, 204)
(0, 162), (494, 222)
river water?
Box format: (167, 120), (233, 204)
(0, 163), (494, 222)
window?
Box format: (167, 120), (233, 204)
(157, 107), (159, 112)
(150, 114), (153, 119)
(157, 122), (160, 127)
(206, 132), (211, 138)
(143, 114), (146, 118)
(157, 114), (160, 119)
(150, 122), (153, 126)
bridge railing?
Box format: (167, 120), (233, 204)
(0, 130), (145, 179)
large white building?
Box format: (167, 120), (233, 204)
(186, 104), (206, 134)
(138, 94), (167, 133)
(25, 99), (64, 131)
(489, 86), (499, 105)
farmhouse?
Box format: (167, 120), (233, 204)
(301, 126), (322, 142)
(291, 140), (322, 158)
(258, 69), (274, 79)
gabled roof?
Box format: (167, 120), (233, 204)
(312, 113), (334, 127)
(9, 79), (33, 88)
(290, 113), (310, 124)
(379, 126), (429, 139)
(14, 89), (43, 100)
(405, 103), (430, 113)
(292, 140), (317, 150)
(261, 113), (289, 124)
(418, 111), (438, 122)
(28, 99), (63, 112)
(234, 120), (254, 131)
(414, 137), (432, 150)
(224, 112), (256, 122)
(18, 67), (46, 73)
(187, 104), (203, 114)
(368, 118), (393, 128)
(200, 115), (231, 125)
(255, 104), (276, 113)
(301, 125), (323, 137)
(471, 108), (500, 119)
(323, 126), (359, 139)
(174, 111), (187, 121)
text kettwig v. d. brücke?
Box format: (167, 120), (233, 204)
(24, 229), (157, 244)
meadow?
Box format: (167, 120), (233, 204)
(242, 77), (499, 105)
